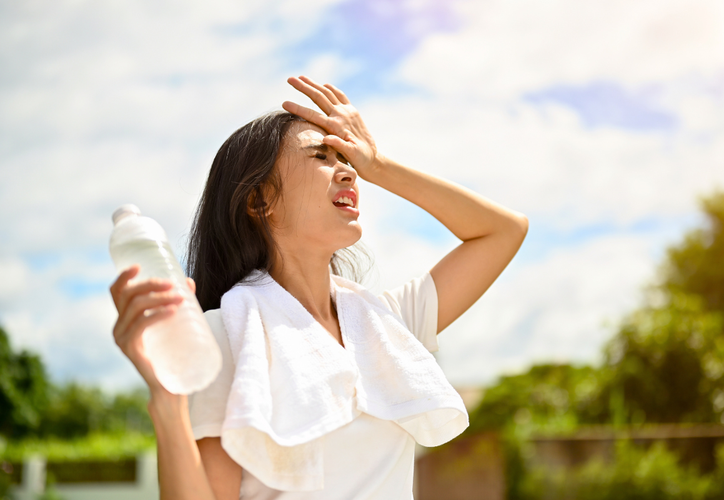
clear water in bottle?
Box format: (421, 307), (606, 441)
(109, 205), (222, 395)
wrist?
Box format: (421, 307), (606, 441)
(363, 153), (392, 185)
(148, 389), (188, 423)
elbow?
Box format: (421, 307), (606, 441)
(511, 212), (529, 243)
(519, 213), (529, 236)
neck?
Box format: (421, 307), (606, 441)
(269, 245), (336, 322)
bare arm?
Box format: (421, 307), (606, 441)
(282, 76), (528, 333)
(364, 158), (527, 332)
(110, 266), (241, 500)
(150, 393), (242, 500)
(197, 438), (243, 500)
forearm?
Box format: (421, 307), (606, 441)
(148, 391), (217, 500)
(365, 155), (528, 241)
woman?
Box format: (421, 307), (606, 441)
(110, 76), (528, 499)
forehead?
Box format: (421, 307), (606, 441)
(285, 121), (326, 148)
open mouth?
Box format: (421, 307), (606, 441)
(333, 196), (356, 208)
(332, 190), (358, 209)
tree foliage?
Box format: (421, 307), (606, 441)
(36, 384), (153, 440)
(522, 441), (724, 500)
(0, 325), (49, 438)
(596, 191), (724, 424)
(0, 325), (153, 442)
(599, 293), (724, 424)
(468, 364), (604, 433)
(661, 191), (724, 314)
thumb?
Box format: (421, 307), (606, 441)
(186, 277), (196, 294)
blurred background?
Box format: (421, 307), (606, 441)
(1, 0), (723, 499)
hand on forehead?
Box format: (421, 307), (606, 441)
(284, 122), (345, 160)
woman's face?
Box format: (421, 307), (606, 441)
(269, 121), (361, 255)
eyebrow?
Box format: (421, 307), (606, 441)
(302, 143), (329, 152)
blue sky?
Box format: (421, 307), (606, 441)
(1, 0), (723, 390)
(526, 81), (679, 131)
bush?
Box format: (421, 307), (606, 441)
(0, 432), (155, 462)
(520, 440), (724, 500)
(0, 326), (49, 439)
(0, 463), (12, 500)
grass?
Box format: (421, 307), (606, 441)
(0, 432), (156, 462)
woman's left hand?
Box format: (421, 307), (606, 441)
(282, 76), (380, 180)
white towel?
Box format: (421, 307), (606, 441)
(219, 270), (468, 491)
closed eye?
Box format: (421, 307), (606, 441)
(305, 143), (347, 164)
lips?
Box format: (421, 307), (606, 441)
(332, 189), (357, 209)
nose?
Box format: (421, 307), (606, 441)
(334, 163), (357, 185)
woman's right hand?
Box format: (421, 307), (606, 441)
(109, 265), (185, 395)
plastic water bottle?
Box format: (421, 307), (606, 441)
(109, 204), (222, 395)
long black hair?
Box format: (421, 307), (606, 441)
(186, 111), (370, 312)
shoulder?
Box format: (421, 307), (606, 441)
(220, 272), (275, 307)
(204, 308), (227, 342)
(377, 272), (439, 352)
(377, 272), (437, 314)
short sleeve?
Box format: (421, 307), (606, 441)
(377, 272), (439, 352)
(187, 309), (235, 440)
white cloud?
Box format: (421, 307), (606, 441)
(0, 258), (30, 304)
(436, 231), (658, 385)
(398, 0), (724, 99)
(362, 93), (724, 229)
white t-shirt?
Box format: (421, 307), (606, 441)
(188, 272), (439, 499)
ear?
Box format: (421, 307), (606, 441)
(247, 189), (274, 218)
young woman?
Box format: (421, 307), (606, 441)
(110, 76), (528, 499)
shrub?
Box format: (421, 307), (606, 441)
(519, 440), (724, 500)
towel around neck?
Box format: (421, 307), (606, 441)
(219, 270), (468, 491)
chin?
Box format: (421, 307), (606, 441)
(335, 225), (363, 250)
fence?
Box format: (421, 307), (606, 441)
(528, 424), (724, 472)
(8, 453), (158, 500)
(415, 432), (505, 500)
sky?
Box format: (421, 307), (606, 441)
(1, 0), (723, 392)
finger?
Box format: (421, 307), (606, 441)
(110, 265), (140, 302)
(115, 279), (175, 320)
(123, 343), (160, 392)
(186, 277), (196, 294)
(115, 304), (177, 353)
(282, 101), (334, 131)
(287, 77), (335, 115)
(299, 76), (340, 105)
(115, 290), (183, 336)
(322, 133), (356, 161)
(115, 278), (175, 318)
(114, 291), (183, 337)
(323, 83), (350, 105)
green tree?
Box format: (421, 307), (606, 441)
(661, 191), (724, 314)
(521, 441), (724, 500)
(39, 383), (107, 439)
(468, 364), (604, 433)
(0, 325), (49, 438)
(598, 293), (724, 424)
(105, 388), (153, 435)
(467, 364), (608, 500)
(593, 191), (724, 425)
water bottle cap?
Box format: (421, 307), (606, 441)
(112, 204), (142, 225)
